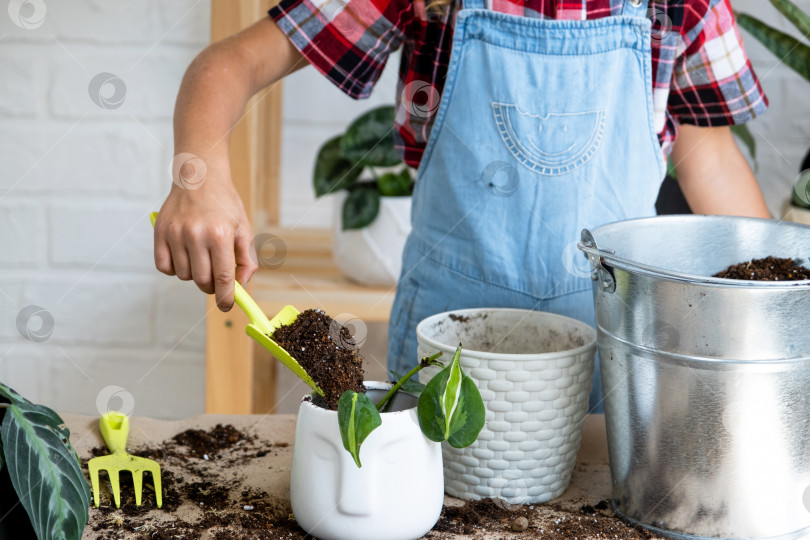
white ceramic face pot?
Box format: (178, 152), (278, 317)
(290, 382), (443, 540)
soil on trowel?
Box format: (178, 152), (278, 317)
(425, 498), (656, 539)
(713, 257), (810, 281)
(270, 308), (364, 409)
(87, 424), (303, 539)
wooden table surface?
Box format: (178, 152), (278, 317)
(63, 413), (664, 539)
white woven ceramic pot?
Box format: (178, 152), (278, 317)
(332, 193), (411, 287)
(417, 308), (596, 505)
(290, 382), (443, 540)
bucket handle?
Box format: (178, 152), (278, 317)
(578, 229), (617, 293)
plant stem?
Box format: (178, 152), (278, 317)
(376, 352), (443, 412)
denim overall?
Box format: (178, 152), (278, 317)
(387, 0), (665, 411)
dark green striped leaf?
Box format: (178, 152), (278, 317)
(737, 13), (810, 82)
(769, 0), (810, 41)
(0, 384), (89, 540)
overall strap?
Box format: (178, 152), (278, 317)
(464, 0), (486, 10)
(622, 0), (649, 17)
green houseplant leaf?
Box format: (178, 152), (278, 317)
(339, 106), (400, 167)
(0, 384), (89, 540)
(769, 0), (810, 40)
(736, 13), (810, 82)
(388, 370), (426, 395)
(417, 345), (486, 449)
(376, 169), (413, 197)
(792, 169), (810, 208)
(313, 136), (363, 197)
(337, 390), (382, 468)
(342, 186), (380, 230)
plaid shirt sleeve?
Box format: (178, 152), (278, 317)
(668, 0), (768, 126)
(269, 0), (411, 99)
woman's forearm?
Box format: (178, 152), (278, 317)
(672, 124), (771, 218)
(173, 17), (306, 162)
(155, 17), (307, 310)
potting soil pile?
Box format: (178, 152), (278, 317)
(63, 414), (666, 540)
(270, 308), (364, 409)
(713, 256), (810, 281)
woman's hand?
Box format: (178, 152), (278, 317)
(154, 157), (256, 311)
(154, 17), (307, 310)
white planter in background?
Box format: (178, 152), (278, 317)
(290, 381), (443, 540)
(417, 308), (596, 505)
(332, 193), (411, 287)
(783, 199), (810, 226)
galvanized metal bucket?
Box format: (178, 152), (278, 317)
(578, 215), (810, 540)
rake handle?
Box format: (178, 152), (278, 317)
(99, 411), (130, 454)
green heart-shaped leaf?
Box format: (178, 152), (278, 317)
(376, 169), (412, 197)
(342, 187), (380, 230)
(339, 106), (400, 167)
(338, 390), (382, 468)
(417, 345), (485, 448)
(0, 383), (89, 540)
(313, 136), (363, 197)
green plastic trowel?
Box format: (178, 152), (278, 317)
(150, 212), (323, 397)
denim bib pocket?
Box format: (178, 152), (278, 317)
(491, 102), (606, 176)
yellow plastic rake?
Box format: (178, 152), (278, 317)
(149, 212), (323, 397)
(88, 412), (162, 508)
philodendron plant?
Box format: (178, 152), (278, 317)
(0, 383), (89, 540)
(337, 345), (486, 467)
(313, 105), (414, 230)
(736, 0), (810, 208)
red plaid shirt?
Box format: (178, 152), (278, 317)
(270, 0), (768, 168)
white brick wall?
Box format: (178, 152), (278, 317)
(0, 0), (807, 420)
(0, 0), (207, 419)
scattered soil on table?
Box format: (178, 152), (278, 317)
(87, 424), (659, 539)
(713, 257), (810, 281)
(87, 424), (303, 539)
(270, 308), (365, 409)
(425, 498), (656, 539)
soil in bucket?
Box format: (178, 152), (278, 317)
(713, 257), (810, 281)
(270, 308), (365, 410)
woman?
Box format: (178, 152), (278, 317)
(154, 0), (770, 410)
